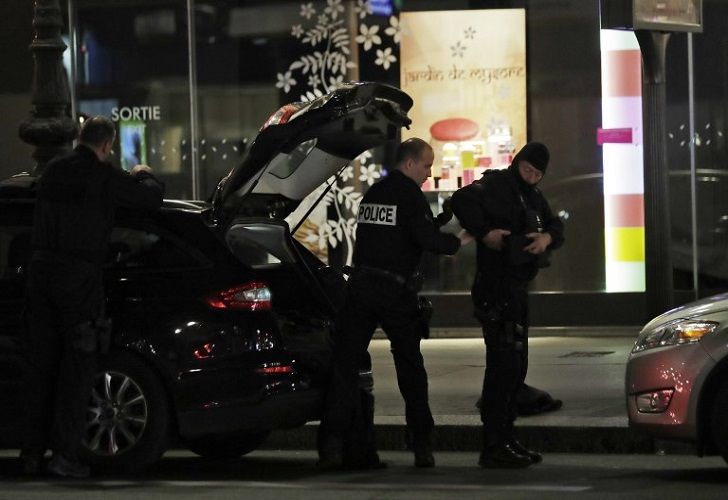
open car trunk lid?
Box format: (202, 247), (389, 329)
(212, 82), (412, 223)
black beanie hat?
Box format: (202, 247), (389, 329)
(514, 142), (550, 173)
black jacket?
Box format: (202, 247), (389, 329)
(32, 145), (165, 264)
(451, 166), (564, 282)
(353, 169), (460, 277)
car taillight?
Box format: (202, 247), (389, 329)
(205, 281), (272, 311)
(259, 103), (301, 131)
(193, 343), (215, 359)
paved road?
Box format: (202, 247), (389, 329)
(1, 450), (725, 499)
(370, 336), (632, 427)
(261, 336), (643, 454)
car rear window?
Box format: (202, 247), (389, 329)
(106, 226), (203, 270)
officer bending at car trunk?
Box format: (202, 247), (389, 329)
(451, 142), (564, 468)
(318, 138), (472, 470)
(21, 116), (165, 478)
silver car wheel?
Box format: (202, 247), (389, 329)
(84, 370), (149, 457)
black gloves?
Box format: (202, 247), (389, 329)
(436, 196), (453, 226)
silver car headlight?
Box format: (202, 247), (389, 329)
(632, 319), (719, 353)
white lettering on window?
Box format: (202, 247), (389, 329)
(110, 106), (162, 122)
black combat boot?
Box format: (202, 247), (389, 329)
(316, 435), (344, 471)
(507, 438), (542, 464)
(412, 431), (435, 468)
(478, 442), (532, 468)
(343, 387), (387, 470)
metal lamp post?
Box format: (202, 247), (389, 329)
(636, 30), (675, 319)
(18, 0), (77, 176)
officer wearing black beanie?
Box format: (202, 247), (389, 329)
(513, 142), (550, 173)
(450, 142), (565, 468)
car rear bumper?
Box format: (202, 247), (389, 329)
(626, 343), (715, 441)
(177, 386), (324, 438)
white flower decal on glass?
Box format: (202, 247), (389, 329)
(339, 165), (354, 182)
(324, 0), (344, 20)
(384, 15), (400, 44)
(307, 74), (322, 88)
(356, 150), (373, 164)
(275, 71), (297, 93)
(355, 24), (382, 51)
(300, 2), (315, 19)
(355, 0), (372, 19)
(291, 24), (304, 38)
(375, 47), (396, 70)
(359, 163), (381, 186)
(329, 74), (344, 88)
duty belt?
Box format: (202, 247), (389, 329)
(346, 265), (423, 291)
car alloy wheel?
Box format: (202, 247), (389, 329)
(85, 370), (149, 456)
(80, 352), (170, 473)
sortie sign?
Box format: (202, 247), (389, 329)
(111, 106), (161, 121)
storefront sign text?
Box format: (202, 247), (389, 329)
(404, 64), (525, 86)
(111, 106), (161, 121)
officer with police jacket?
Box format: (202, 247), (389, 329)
(318, 138), (472, 470)
(20, 116), (164, 478)
(451, 142), (564, 468)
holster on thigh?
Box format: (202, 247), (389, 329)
(507, 321), (526, 352)
(415, 296), (433, 340)
(485, 320), (525, 353)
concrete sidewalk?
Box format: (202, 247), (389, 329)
(264, 333), (689, 455)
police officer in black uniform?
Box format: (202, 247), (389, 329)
(318, 138), (471, 469)
(20, 116), (165, 478)
(451, 142), (564, 468)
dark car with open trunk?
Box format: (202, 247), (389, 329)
(0, 82), (412, 472)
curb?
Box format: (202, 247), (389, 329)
(261, 422), (672, 455)
(375, 326), (641, 339)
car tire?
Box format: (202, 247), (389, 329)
(81, 352), (171, 473)
(185, 431), (270, 459)
(711, 379), (728, 464)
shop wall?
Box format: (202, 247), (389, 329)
(0, 0), (34, 180)
(4, 0), (727, 324)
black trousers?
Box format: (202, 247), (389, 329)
(22, 258), (103, 462)
(321, 272), (432, 450)
(476, 278), (529, 447)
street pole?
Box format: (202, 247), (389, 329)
(18, 0), (77, 176)
(636, 30), (674, 319)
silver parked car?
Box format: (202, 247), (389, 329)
(626, 293), (728, 464)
